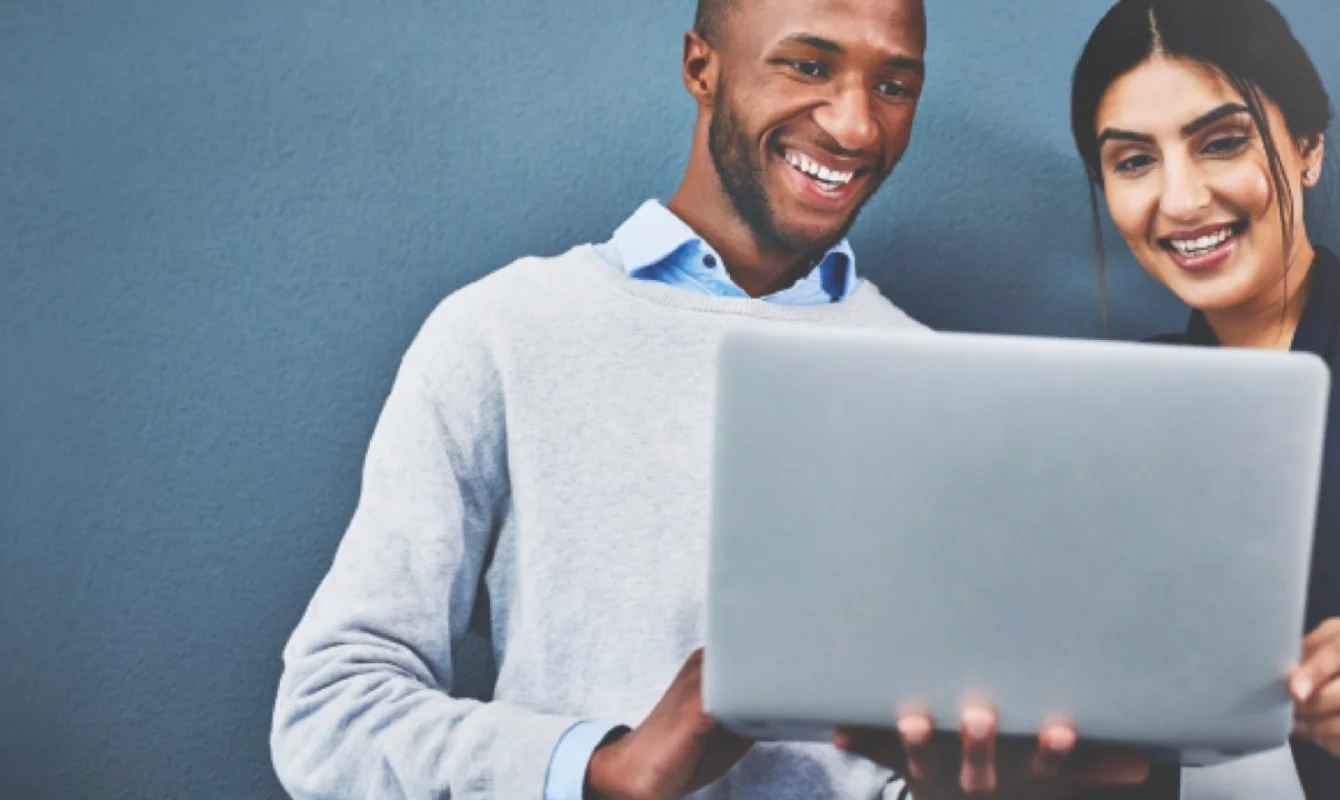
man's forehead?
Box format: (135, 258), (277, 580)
(732, 0), (926, 51)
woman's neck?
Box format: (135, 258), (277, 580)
(1205, 242), (1316, 350)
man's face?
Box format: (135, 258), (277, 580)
(707, 0), (926, 253)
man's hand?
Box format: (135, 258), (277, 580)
(1291, 617), (1340, 757)
(834, 702), (1150, 798)
(585, 648), (752, 800)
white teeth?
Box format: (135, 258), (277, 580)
(1170, 226), (1234, 256)
(784, 150), (854, 186)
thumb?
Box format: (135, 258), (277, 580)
(1066, 749), (1151, 789)
(1292, 668), (1318, 704)
(1291, 651), (1339, 704)
(1295, 620), (1340, 703)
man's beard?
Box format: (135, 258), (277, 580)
(707, 82), (880, 256)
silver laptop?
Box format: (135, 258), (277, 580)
(702, 325), (1329, 765)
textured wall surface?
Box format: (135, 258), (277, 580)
(2, 1), (1337, 797)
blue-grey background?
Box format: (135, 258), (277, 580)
(2, 1), (1337, 797)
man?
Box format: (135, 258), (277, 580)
(270, 1), (1151, 797)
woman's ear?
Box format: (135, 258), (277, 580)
(1301, 133), (1325, 188)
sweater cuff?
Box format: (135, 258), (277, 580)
(467, 706), (589, 799)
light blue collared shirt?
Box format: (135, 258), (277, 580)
(593, 199), (859, 304)
(542, 199), (862, 800)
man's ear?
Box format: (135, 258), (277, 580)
(682, 30), (719, 108)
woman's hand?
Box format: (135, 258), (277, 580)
(1291, 618), (1340, 756)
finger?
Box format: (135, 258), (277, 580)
(1030, 718), (1076, 778)
(1295, 672), (1340, 721)
(1291, 635), (1340, 704)
(896, 712), (938, 782)
(1294, 712), (1340, 743)
(1302, 618), (1340, 658)
(1066, 746), (1151, 787)
(959, 703), (997, 793)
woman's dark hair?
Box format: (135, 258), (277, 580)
(1070, 0), (1332, 332)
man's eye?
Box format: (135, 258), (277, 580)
(877, 81), (913, 99)
(789, 60), (827, 78)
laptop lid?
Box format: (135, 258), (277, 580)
(703, 326), (1328, 763)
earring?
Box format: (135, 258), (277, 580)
(1305, 168), (1320, 182)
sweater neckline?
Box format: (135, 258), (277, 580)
(572, 244), (891, 323)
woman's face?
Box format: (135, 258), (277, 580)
(1094, 57), (1324, 313)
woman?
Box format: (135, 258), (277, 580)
(836, 1), (1338, 797)
(1070, 0), (1339, 796)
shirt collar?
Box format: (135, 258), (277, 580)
(607, 199), (859, 302)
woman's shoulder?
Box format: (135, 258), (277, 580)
(1314, 246), (1340, 298)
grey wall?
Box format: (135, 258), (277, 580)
(2, 1), (1337, 797)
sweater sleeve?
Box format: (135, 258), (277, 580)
(269, 299), (583, 799)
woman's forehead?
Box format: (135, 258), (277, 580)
(1097, 58), (1242, 134)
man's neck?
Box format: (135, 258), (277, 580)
(666, 165), (827, 299)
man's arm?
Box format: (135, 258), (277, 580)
(269, 300), (587, 799)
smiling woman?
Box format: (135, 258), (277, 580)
(1072, 0), (1330, 341)
(1093, 62), (1315, 318)
(1070, 1), (1339, 798)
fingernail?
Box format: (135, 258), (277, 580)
(898, 717), (930, 744)
(1048, 727), (1076, 751)
(1293, 675), (1314, 700)
(964, 708), (992, 738)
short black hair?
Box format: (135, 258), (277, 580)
(694, 0), (742, 46)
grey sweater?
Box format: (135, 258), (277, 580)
(270, 244), (928, 799)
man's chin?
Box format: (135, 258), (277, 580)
(772, 217), (854, 255)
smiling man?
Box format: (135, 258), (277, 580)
(271, 1), (930, 798)
(665, 0), (925, 302)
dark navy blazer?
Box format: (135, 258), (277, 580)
(1086, 246), (1340, 799)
